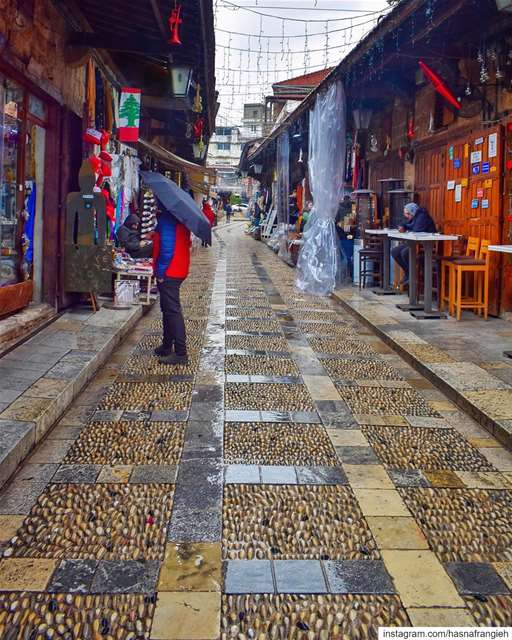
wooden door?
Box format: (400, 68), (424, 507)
(467, 126), (502, 315)
(414, 143), (445, 228)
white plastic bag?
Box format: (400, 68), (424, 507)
(296, 81), (347, 295)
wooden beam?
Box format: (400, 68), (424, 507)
(149, 0), (169, 40)
(68, 31), (170, 56)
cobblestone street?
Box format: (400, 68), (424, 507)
(0, 223), (511, 639)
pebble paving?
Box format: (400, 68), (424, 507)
(0, 224), (511, 638)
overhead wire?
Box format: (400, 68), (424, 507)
(215, 13), (387, 38)
(218, 1), (386, 22)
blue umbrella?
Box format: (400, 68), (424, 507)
(140, 171), (212, 245)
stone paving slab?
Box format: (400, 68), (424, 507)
(0, 305), (142, 491)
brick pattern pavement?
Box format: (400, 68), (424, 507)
(0, 224), (510, 638)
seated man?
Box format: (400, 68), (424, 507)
(117, 214), (153, 259)
(391, 203), (436, 285)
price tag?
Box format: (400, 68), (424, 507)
(471, 198), (479, 209)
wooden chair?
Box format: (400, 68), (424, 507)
(440, 236), (480, 314)
(359, 235), (383, 290)
(450, 240), (490, 321)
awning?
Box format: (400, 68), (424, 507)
(138, 138), (215, 194)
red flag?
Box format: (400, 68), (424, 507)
(419, 60), (460, 110)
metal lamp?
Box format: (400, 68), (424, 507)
(496, 0), (512, 10)
(253, 164), (263, 174)
(170, 65), (193, 98)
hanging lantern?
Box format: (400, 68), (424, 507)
(253, 164), (263, 174)
(168, 4), (182, 45)
(169, 65), (193, 98)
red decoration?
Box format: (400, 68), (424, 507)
(419, 60), (460, 110)
(193, 117), (205, 140)
(407, 114), (415, 140)
(168, 4), (182, 46)
(506, 159), (512, 170)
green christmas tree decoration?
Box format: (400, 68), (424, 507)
(120, 94), (140, 127)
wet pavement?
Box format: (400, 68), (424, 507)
(0, 222), (511, 638)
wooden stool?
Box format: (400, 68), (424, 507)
(440, 236), (480, 314)
(450, 240), (490, 321)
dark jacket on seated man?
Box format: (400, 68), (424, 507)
(402, 207), (436, 233)
(117, 214), (153, 259)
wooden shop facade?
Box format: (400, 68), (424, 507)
(0, 0), (216, 327)
(242, 0), (512, 316)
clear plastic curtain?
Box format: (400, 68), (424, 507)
(276, 132), (290, 261)
(296, 81), (347, 295)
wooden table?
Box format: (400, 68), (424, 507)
(488, 245), (512, 358)
(365, 228), (399, 295)
(388, 231), (459, 319)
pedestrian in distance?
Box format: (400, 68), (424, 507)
(152, 208), (191, 366)
(391, 202), (436, 286)
(225, 202), (232, 224)
(201, 199), (215, 247)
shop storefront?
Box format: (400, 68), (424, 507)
(1, 72), (49, 316)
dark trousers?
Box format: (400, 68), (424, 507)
(158, 277), (187, 356)
(392, 244), (410, 277)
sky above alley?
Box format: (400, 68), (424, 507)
(214, 0), (390, 125)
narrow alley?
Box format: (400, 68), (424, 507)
(0, 223), (511, 639)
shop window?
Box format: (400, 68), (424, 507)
(1, 77), (23, 287)
(1, 74), (47, 292)
(28, 95), (46, 122)
(218, 142), (231, 151)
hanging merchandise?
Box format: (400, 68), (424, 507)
(86, 58), (96, 127)
(369, 134), (378, 153)
(193, 117), (205, 140)
(83, 127), (102, 146)
(118, 88), (142, 142)
(141, 190), (158, 241)
(95, 68), (105, 131)
(168, 3), (183, 45)
(20, 182), (36, 280)
(296, 81), (347, 295)
(192, 84), (203, 113)
(418, 60), (460, 110)
(407, 113), (415, 139)
(276, 132), (290, 262)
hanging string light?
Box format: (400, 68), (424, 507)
(280, 18), (286, 61)
(324, 20), (329, 68)
(257, 15), (263, 85)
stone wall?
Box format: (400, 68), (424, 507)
(0, 0), (85, 115)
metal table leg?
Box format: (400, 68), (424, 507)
(411, 241), (447, 319)
(397, 240), (423, 311)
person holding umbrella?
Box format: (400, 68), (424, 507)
(141, 171), (212, 366)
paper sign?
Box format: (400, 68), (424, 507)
(471, 150), (482, 163)
(461, 178), (468, 187)
(482, 161), (490, 173)
(472, 165), (480, 175)
(484, 179), (492, 188)
(454, 159), (461, 169)
(489, 132), (497, 158)
(482, 199), (489, 209)
(455, 184), (462, 202)
(491, 165), (497, 172)
(475, 137), (484, 145)
(477, 188), (484, 198)
(447, 180), (455, 190)
(471, 199), (479, 209)
(448, 146), (454, 160)
(464, 143), (469, 158)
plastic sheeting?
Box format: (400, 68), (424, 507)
(276, 132), (290, 261)
(296, 81), (347, 295)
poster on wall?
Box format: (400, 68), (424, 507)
(118, 88), (141, 142)
(488, 133), (497, 158)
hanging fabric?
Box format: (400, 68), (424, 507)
(104, 81), (114, 133)
(296, 81), (347, 295)
(86, 58), (96, 128)
(276, 132), (290, 261)
(95, 68), (105, 131)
